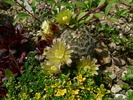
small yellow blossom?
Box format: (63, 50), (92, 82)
(22, 93), (28, 98)
(55, 89), (67, 96)
(78, 86), (85, 89)
(94, 84), (109, 100)
(34, 93), (41, 100)
(68, 95), (75, 100)
(75, 74), (86, 82)
(70, 89), (79, 94)
(86, 87), (91, 91)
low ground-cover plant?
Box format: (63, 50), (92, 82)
(3, 52), (110, 100)
(121, 66), (133, 88)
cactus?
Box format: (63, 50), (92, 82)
(60, 28), (95, 60)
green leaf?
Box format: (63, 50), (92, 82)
(32, 0), (36, 13)
(17, 13), (31, 18)
(46, 0), (56, 4)
(120, 9), (128, 16)
(108, 17), (118, 21)
(73, 1), (87, 8)
(5, 69), (15, 79)
(88, 0), (93, 7)
(109, 0), (118, 4)
(128, 66), (133, 70)
(36, 0), (43, 1)
(78, 20), (85, 24)
(127, 0), (132, 3)
(105, 4), (112, 15)
(77, 12), (86, 21)
(3, 0), (17, 6)
(98, 0), (106, 7)
(115, 5), (119, 12)
(61, 1), (70, 6)
(85, 14), (93, 21)
(94, 13), (102, 18)
(127, 74), (133, 79)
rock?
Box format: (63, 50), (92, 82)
(127, 58), (133, 65)
(108, 43), (117, 52)
(116, 46), (121, 50)
(109, 71), (116, 80)
(101, 55), (111, 65)
(114, 94), (127, 99)
(111, 84), (122, 93)
(112, 51), (118, 56)
(104, 64), (120, 80)
(112, 57), (126, 66)
(114, 65), (121, 72)
(95, 42), (111, 65)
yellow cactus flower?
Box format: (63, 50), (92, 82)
(75, 74), (86, 82)
(78, 57), (99, 76)
(34, 93), (41, 100)
(44, 39), (73, 68)
(55, 10), (72, 24)
(41, 20), (53, 34)
(70, 89), (79, 95)
(55, 89), (67, 96)
(41, 63), (61, 74)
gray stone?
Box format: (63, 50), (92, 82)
(114, 94), (127, 99)
(111, 84), (122, 93)
(95, 42), (111, 65)
(112, 51), (118, 56)
(113, 57), (126, 66)
(116, 46), (121, 50)
(127, 58), (133, 65)
(109, 71), (116, 80)
(109, 43), (117, 51)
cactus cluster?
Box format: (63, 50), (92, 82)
(60, 28), (95, 60)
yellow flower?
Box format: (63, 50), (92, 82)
(94, 84), (109, 100)
(22, 93), (28, 98)
(41, 63), (61, 74)
(55, 89), (67, 96)
(41, 20), (53, 34)
(68, 95), (75, 100)
(34, 93), (41, 100)
(44, 39), (73, 68)
(70, 89), (79, 95)
(55, 10), (72, 24)
(78, 86), (85, 89)
(77, 57), (99, 76)
(75, 74), (86, 82)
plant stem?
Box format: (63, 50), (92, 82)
(78, 2), (108, 22)
(14, 0), (42, 23)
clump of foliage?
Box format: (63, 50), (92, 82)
(121, 66), (133, 89)
(0, 22), (30, 98)
(3, 52), (110, 100)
